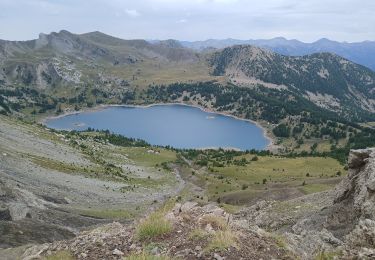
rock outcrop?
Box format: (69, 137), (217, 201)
(285, 148), (375, 258)
(17, 202), (294, 259)
(235, 148), (375, 259)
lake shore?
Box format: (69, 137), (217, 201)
(41, 102), (278, 152)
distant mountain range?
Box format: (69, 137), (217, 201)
(178, 37), (375, 71)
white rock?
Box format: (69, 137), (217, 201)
(112, 248), (124, 256)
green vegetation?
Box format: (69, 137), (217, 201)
(300, 183), (333, 194)
(189, 228), (209, 241)
(273, 123), (291, 137)
(206, 230), (238, 252)
(178, 149), (345, 205)
(210, 46), (375, 118)
(135, 210), (172, 241)
(315, 250), (342, 260)
(124, 251), (171, 260)
(76, 208), (135, 220)
(43, 250), (75, 260)
(201, 215), (239, 252)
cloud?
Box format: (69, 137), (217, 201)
(0, 0), (374, 42)
(124, 9), (140, 17)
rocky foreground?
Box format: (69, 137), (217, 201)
(2, 148), (373, 259)
(16, 202), (294, 260)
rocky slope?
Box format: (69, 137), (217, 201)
(10, 202), (294, 260)
(3, 148), (373, 259)
(237, 148), (375, 259)
(0, 115), (182, 249)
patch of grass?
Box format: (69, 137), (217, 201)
(205, 230), (239, 252)
(200, 155), (345, 204)
(300, 183), (333, 194)
(188, 228), (209, 241)
(43, 250), (75, 260)
(120, 147), (176, 168)
(135, 198), (177, 241)
(219, 203), (242, 214)
(124, 251), (170, 260)
(200, 215), (228, 231)
(76, 208), (135, 220)
(135, 212), (172, 241)
(30, 155), (86, 174)
(315, 250), (342, 260)
(272, 234), (287, 249)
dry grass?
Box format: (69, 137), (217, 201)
(124, 251), (171, 260)
(188, 228), (209, 241)
(315, 250), (342, 260)
(135, 200), (176, 241)
(43, 250), (75, 260)
(199, 215), (239, 252)
(200, 215), (229, 230)
(135, 211), (172, 241)
(206, 230), (239, 252)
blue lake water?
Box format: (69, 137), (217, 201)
(45, 104), (269, 150)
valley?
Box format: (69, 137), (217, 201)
(0, 30), (375, 259)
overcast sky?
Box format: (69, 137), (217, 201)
(0, 0), (374, 42)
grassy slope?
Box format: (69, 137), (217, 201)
(180, 153), (345, 206)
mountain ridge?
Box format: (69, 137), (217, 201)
(179, 37), (375, 71)
(0, 30), (374, 123)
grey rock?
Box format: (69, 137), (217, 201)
(150, 247), (160, 255)
(214, 252), (224, 260)
(112, 248), (124, 256)
(180, 201), (198, 212)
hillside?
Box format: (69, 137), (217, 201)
(180, 37), (375, 71)
(209, 45), (375, 119)
(0, 30), (211, 117)
(0, 115), (183, 248)
(2, 148), (374, 259)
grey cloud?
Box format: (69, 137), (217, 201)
(0, 0), (374, 42)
